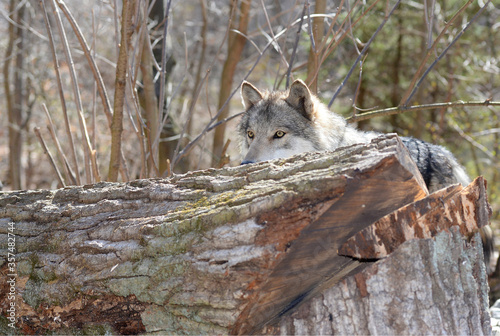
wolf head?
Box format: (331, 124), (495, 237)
(237, 79), (348, 164)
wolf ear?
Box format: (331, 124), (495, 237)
(241, 81), (263, 110)
(286, 79), (314, 120)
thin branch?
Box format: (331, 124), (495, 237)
(315, 1), (346, 55)
(345, 0), (360, 55)
(328, 0), (402, 108)
(49, 0), (96, 184)
(207, 111), (245, 133)
(55, 0), (113, 125)
(34, 127), (66, 187)
(347, 100), (500, 123)
(451, 123), (497, 161)
(91, 9), (97, 150)
(112, 0), (119, 56)
(260, 0), (289, 75)
(139, 14), (160, 177)
(352, 54), (368, 114)
(58, 0), (130, 181)
(472, 129), (500, 137)
(41, 0), (81, 185)
(157, 0), (172, 138)
(126, 74), (148, 179)
(306, 0), (315, 54)
(42, 104), (76, 185)
(286, 2), (307, 89)
(230, 29), (262, 54)
(401, 0), (493, 105)
(399, 0), (474, 106)
(424, 0), (436, 50)
(308, 0), (376, 91)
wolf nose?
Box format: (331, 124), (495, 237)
(240, 160), (255, 165)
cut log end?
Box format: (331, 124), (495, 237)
(338, 176), (491, 260)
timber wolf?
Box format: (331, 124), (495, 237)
(237, 79), (494, 270)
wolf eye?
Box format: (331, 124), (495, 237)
(247, 130), (254, 139)
(274, 130), (286, 139)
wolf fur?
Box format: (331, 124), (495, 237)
(238, 79), (493, 269)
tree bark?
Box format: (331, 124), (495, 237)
(4, 0), (25, 190)
(212, 0), (252, 167)
(139, 29), (160, 177)
(0, 135), (491, 334)
(108, 0), (137, 181)
(306, 0), (326, 93)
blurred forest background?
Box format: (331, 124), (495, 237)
(1, 0), (499, 220)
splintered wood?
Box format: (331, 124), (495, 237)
(338, 177), (491, 260)
(0, 134), (491, 335)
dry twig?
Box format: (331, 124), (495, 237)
(33, 127), (65, 187)
(347, 100), (500, 123)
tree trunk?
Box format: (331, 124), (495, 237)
(0, 135), (491, 335)
(4, 0), (25, 190)
(139, 29), (160, 177)
(306, 0), (326, 93)
(108, 0), (137, 181)
(212, 0), (251, 167)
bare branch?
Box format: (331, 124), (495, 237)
(49, 0), (95, 184)
(55, 0), (113, 125)
(41, 104), (76, 185)
(33, 127), (65, 187)
(156, 0), (173, 140)
(347, 100), (500, 123)
(401, 0), (493, 106)
(286, 2), (307, 89)
(328, 0), (402, 108)
(40, 0), (81, 185)
(451, 123), (498, 161)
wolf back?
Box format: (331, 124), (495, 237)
(238, 79), (493, 271)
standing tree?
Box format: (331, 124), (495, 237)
(305, 0), (326, 93)
(4, 0), (27, 190)
(138, 0), (176, 177)
(108, 0), (137, 181)
(212, 0), (252, 167)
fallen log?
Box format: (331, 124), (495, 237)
(0, 134), (491, 335)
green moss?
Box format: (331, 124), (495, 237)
(17, 260), (33, 277)
(107, 276), (150, 298)
(130, 248), (145, 262)
(32, 268), (58, 283)
(23, 276), (44, 309)
(45, 234), (65, 253)
(0, 315), (21, 335)
(29, 253), (40, 269)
